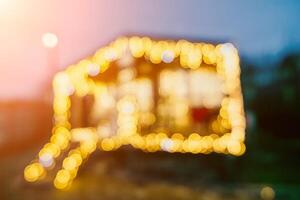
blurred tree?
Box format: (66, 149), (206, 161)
(253, 54), (300, 138)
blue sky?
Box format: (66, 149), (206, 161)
(111, 0), (300, 65)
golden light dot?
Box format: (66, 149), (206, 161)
(129, 36), (144, 58)
(260, 186), (275, 200)
(54, 169), (71, 190)
(24, 163), (44, 182)
(54, 179), (69, 190)
(70, 153), (83, 166)
(149, 43), (162, 64)
(227, 140), (242, 155)
(50, 133), (69, 150)
(130, 135), (145, 149)
(41, 143), (61, 158)
(182, 140), (190, 152)
(101, 138), (115, 151)
(63, 157), (77, 170)
(80, 141), (97, 154)
(42, 32), (58, 48)
(236, 143), (246, 156)
(142, 37), (153, 56)
(172, 133), (184, 140)
(188, 133), (201, 140)
(55, 169), (71, 184)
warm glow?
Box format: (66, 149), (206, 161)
(260, 186), (275, 200)
(25, 36), (246, 189)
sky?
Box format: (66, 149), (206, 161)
(1, 0), (300, 100)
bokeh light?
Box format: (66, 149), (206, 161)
(42, 32), (58, 48)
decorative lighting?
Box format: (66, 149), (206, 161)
(24, 36), (246, 190)
(260, 186), (275, 200)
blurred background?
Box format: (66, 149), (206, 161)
(0, 0), (300, 199)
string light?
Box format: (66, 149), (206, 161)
(24, 36), (246, 189)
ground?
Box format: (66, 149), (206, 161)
(0, 146), (272, 200)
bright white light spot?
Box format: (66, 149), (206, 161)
(161, 50), (174, 63)
(160, 138), (174, 152)
(87, 63), (100, 76)
(220, 43), (235, 55)
(42, 32), (58, 48)
(39, 153), (54, 168)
